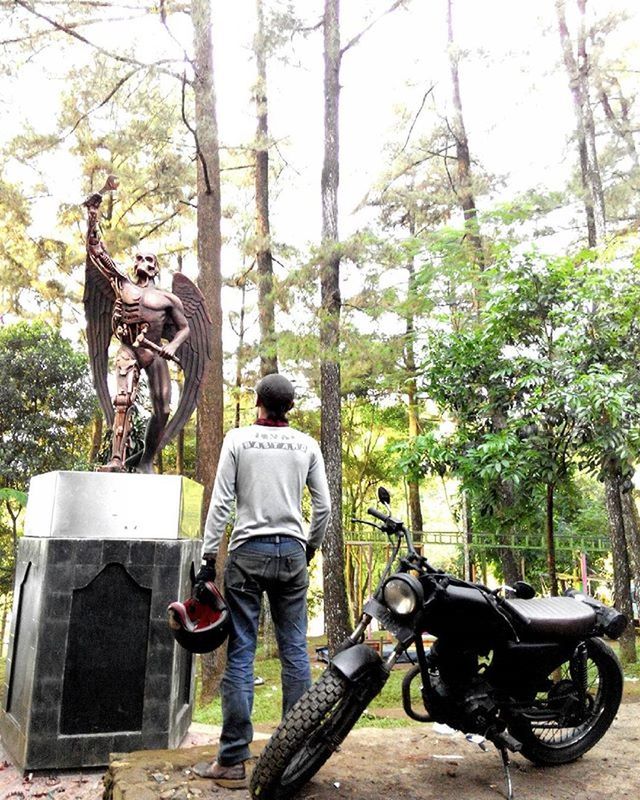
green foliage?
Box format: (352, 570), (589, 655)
(394, 245), (640, 582)
(0, 320), (95, 490)
(0, 488), (27, 506)
(341, 399), (407, 524)
(0, 175), (72, 321)
(0, 487), (28, 592)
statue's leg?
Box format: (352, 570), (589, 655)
(100, 346), (140, 472)
(136, 356), (170, 474)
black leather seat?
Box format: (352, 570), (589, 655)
(504, 596), (596, 639)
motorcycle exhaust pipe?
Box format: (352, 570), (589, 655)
(565, 589), (628, 639)
(401, 664), (432, 723)
(594, 604), (628, 639)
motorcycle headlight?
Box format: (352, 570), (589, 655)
(382, 574), (424, 616)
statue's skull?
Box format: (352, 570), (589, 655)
(134, 252), (158, 280)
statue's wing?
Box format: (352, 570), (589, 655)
(83, 254), (115, 427)
(159, 272), (212, 450)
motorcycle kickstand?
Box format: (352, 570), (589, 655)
(499, 747), (514, 800)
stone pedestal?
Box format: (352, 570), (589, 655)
(0, 471), (203, 770)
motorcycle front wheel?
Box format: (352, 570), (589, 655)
(250, 665), (385, 800)
(509, 637), (623, 765)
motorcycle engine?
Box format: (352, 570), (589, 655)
(423, 642), (499, 734)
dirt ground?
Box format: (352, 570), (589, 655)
(1, 701), (640, 800)
(288, 703), (640, 800)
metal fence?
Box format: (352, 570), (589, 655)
(346, 527), (612, 553)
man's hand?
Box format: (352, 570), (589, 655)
(194, 561), (216, 601)
(160, 341), (179, 360)
(305, 545), (316, 565)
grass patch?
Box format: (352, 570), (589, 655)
(193, 654), (418, 727)
(355, 713), (420, 729)
(605, 637), (640, 701)
(193, 657), (330, 726)
(195, 634), (640, 727)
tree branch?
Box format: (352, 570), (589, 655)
(221, 163), (254, 172)
(66, 67), (142, 137)
(180, 67), (211, 194)
(0, 14), (142, 44)
(115, 185), (160, 226)
(399, 84), (436, 154)
(139, 203), (191, 241)
(13, 0), (187, 82)
(159, 0), (192, 67)
(340, 0), (407, 57)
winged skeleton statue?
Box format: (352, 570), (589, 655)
(83, 176), (211, 473)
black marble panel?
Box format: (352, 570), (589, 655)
(49, 539), (76, 565)
(102, 539), (131, 564)
(74, 539), (103, 564)
(60, 563), (151, 735)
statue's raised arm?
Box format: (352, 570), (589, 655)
(84, 175), (128, 286)
(82, 176), (212, 474)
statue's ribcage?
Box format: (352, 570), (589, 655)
(112, 299), (145, 343)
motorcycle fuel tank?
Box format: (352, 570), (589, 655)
(420, 582), (513, 646)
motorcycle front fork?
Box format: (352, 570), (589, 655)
(345, 614), (405, 672)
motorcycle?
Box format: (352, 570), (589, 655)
(250, 487), (627, 800)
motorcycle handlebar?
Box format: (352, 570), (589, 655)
(367, 506), (389, 522)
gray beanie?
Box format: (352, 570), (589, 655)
(256, 374), (295, 411)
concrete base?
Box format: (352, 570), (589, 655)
(103, 740), (267, 800)
(0, 471), (203, 771)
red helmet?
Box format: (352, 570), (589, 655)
(167, 581), (230, 654)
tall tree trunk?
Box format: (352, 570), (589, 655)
(493, 408), (523, 587)
(449, 0), (510, 581)
(406, 392), (423, 533)
(321, 0), (351, 653)
(556, 0), (606, 246)
(89, 410), (103, 464)
(557, 0), (634, 658)
(447, 0), (485, 282)
(499, 542), (520, 587)
(254, 0), (278, 376)
(234, 279), (248, 428)
(575, 0), (606, 241)
(191, 0), (225, 701)
(405, 221), (423, 533)
(604, 474), (636, 663)
(597, 77), (639, 168)
(546, 483), (558, 595)
(621, 489), (640, 609)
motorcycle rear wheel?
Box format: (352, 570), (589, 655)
(250, 666), (385, 800)
(509, 637), (623, 765)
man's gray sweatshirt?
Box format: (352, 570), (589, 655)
(202, 423), (331, 556)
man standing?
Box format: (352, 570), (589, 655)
(194, 374), (331, 788)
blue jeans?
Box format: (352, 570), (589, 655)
(217, 536), (311, 766)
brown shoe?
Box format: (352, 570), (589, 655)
(192, 759), (247, 788)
